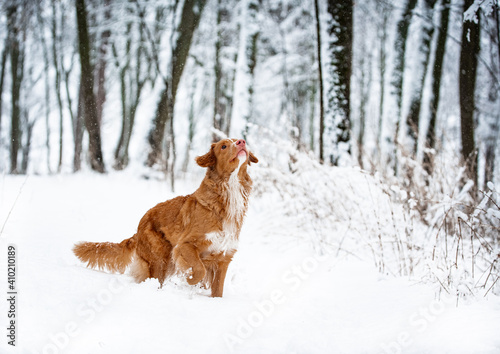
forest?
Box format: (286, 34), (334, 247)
(0, 0), (497, 187)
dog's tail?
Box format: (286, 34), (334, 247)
(73, 235), (137, 274)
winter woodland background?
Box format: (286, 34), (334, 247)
(1, 0), (500, 328)
(0, 0), (498, 182)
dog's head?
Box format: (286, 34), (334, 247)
(196, 138), (258, 176)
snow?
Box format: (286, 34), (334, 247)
(1, 170), (500, 354)
(464, 0), (497, 23)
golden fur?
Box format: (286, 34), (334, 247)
(73, 138), (258, 297)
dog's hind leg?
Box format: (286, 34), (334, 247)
(130, 254), (150, 283)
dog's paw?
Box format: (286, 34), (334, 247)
(187, 266), (206, 285)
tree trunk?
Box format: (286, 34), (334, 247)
(277, 24), (297, 145)
(459, 0), (480, 197)
(213, 0), (224, 142)
(113, 22), (147, 170)
(424, 0), (450, 177)
(357, 32), (372, 170)
(391, 0), (418, 174)
(7, 4), (23, 174)
(38, 7), (52, 174)
(49, 0), (66, 172)
(182, 77), (198, 173)
(73, 80), (85, 172)
(242, 0), (259, 141)
(0, 41), (8, 140)
(483, 5), (500, 187)
(57, 3), (79, 170)
(114, 58), (130, 170)
(213, 0), (228, 141)
(376, 4), (390, 170)
(146, 0), (207, 167)
(95, 0), (111, 126)
(212, 0), (238, 142)
(405, 0), (437, 156)
(314, 0), (325, 162)
(76, 0), (105, 173)
(326, 0), (353, 166)
(20, 110), (34, 174)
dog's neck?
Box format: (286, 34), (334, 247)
(196, 158), (253, 222)
(224, 158), (248, 222)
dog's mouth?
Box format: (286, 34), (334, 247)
(230, 148), (247, 163)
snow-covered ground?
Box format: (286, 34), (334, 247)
(1, 171), (500, 354)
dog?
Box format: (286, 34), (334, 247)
(73, 138), (258, 297)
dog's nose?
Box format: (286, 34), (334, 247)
(236, 139), (246, 146)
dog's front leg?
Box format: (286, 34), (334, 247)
(173, 242), (206, 285)
(211, 259), (231, 297)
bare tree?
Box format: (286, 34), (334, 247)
(74, 80), (85, 172)
(375, 1), (392, 170)
(242, 0), (259, 141)
(355, 16), (372, 170)
(76, 0), (105, 173)
(390, 0), (418, 174)
(459, 0), (480, 196)
(35, 4), (53, 173)
(146, 0), (207, 169)
(20, 70), (37, 174)
(405, 0), (438, 156)
(424, 0), (450, 177)
(314, 0), (325, 161)
(482, 3), (500, 187)
(50, 0), (81, 172)
(6, 2), (24, 174)
(213, 0), (238, 142)
(94, 0), (111, 126)
(0, 38), (9, 141)
(112, 8), (148, 170)
(325, 0), (353, 166)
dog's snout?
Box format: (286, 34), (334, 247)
(236, 139), (246, 147)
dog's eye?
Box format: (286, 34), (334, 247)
(221, 145), (227, 150)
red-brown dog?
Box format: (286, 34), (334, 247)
(73, 138), (258, 297)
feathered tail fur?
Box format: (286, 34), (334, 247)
(73, 236), (137, 274)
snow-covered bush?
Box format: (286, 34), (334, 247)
(422, 181), (500, 298)
(247, 126), (500, 298)
(247, 126), (419, 274)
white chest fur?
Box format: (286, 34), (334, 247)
(205, 229), (239, 255)
(205, 155), (248, 255)
(226, 157), (248, 220)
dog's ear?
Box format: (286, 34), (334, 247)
(195, 144), (216, 167)
(248, 151), (259, 164)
